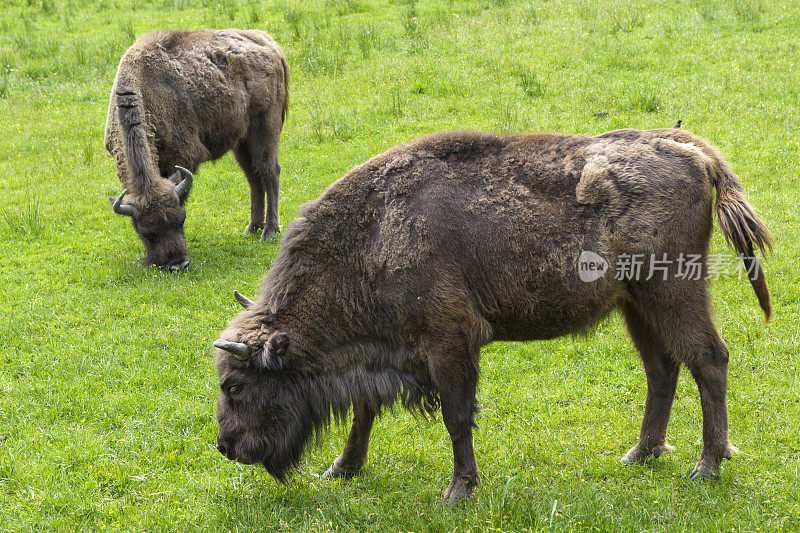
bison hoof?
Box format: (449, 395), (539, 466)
(260, 226), (281, 241)
(320, 463), (359, 480)
(689, 459), (720, 480)
(244, 223), (263, 235)
(689, 468), (718, 481)
(443, 474), (479, 503)
(167, 259), (190, 272)
(621, 442), (675, 465)
(689, 445), (737, 480)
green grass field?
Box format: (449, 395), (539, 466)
(1, 0), (799, 530)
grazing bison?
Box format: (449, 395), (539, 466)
(213, 129), (771, 501)
(105, 29), (289, 270)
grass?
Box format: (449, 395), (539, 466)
(1, 196), (46, 238)
(1, 0), (799, 530)
(0, 69), (10, 98)
(516, 67), (546, 98)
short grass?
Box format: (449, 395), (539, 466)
(1, 0), (799, 530)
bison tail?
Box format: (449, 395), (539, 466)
(114, 73), (160, 194)
(280, 55), (290, 125)
(708, 156), (773, 321)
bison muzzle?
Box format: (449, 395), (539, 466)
(213, 129), (772, 501)
(105, 29), (289, 269)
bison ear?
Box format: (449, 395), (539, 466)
(167, 169), (182, 186)
(263, 332), (290, 370)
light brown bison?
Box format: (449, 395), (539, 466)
(213, 129), (771, 501)
(105, 29), (288, 270)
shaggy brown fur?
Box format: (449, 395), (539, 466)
(213, 129), (772, 501)
(105, 28), (288, 269)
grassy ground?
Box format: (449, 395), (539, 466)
(1, 0), (799, 530)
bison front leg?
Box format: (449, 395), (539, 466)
(440, 394), (480, 502)
(428, 338), (481, 503)
(321, 404), (376, 479)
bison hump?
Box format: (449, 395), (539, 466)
(576, 155), (619, 205)
(373, 201), (431, 274)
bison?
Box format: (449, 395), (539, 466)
(213, 129), (772, 501)
(104, 29), (289, 270)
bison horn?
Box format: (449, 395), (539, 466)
(233, 290), (253, 309)
(110, 189), (138, 217)
(173, 166), (194, 205)
(214, 339), (251, 360)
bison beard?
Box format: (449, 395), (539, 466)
(226, 366), (440, 483)
(213, 129), (771, 502)
(260, 399), (311, 483)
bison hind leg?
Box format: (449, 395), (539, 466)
(619, 299), (680, 465)
(234, 145), (266, 236)
(239, 111), (283, 240)
(623, 278), (736, 480)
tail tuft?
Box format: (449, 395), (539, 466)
(715, 194), (773, 256)
(280, 55), (289, 126)
(709, 156), (773, 321)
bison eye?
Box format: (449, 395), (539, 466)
(224, 383), (243, 397)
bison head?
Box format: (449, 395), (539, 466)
(213, 318), (312, 482)
(109, 166), (193, 271)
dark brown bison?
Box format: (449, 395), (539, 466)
(213, 129), (771, 501)
(104, 29), (288, 270)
